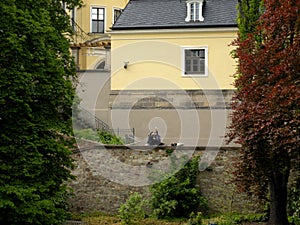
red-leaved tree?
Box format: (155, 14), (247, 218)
(228, 0), (300, 224)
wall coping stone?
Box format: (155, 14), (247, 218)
(73, 142), (240, 154)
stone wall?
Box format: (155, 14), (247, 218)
(197, 149), (260, 214)
(109, 89), (234, 109)
(68, 153), (146, 213)
(67, 142), (262, 215)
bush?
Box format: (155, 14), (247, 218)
(215, 213), (266, 225)
(73, 129), (124, 145)
(119, 192), (148, 225)
(98, 130), (124, 145)
(288, 178), (300, 220)
(187, 212), (203, 225)
(74, 129), (100, 141)
(289, 216), (300, 225)
(150, 156), (208, 219)
(165, 148), (174, 156)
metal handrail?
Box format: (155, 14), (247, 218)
(77, 105), (110, 131)
(74, 105), (136, 144)
(70, 18), (89, 43)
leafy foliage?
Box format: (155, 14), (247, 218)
(74, 128), (125, 145)
(222, 213), (266, 224)
(228, 0), (300, 224)
(237, 0), (264, 41)
(150, 156), (208, 219)
(187, 212), (203, 225)
(288, 178), (300, 219)
(98, 130), (124, 145)
(70, 212), (274, 225)
(74, 129), (100, 141)
(0, 0), (82, 224)
(71, 212), (187, 225)
(118, 192), (148, 225)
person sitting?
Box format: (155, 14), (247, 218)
(147, 130), (161, 146)
(154, 130), (161, 145)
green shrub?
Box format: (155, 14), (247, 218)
(216, 213), (266, 225)
(73, 129), (124, 145)
(74, 129), (100, 141)
(288, 178), (300, 220)
(218, 215), (239, 225)
(150, 156), (208, 219)
(98, 130), (124, 145)
(289, 216), (300, 225)
(165, 148), (174, 156)
(119, 192), (147, 225)
(187, 212), (203, 225)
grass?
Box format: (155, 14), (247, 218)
(70, 212), (186, 225)
(82, 216), (186, 225)
(69, 212), (270, 225)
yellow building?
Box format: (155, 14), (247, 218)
(74, 0), (239, 147)
(108, 0), (238, 147)
(70, 0), (129, 71)
(111, 0), (237, 91)
(70, 0), (130, 132)
(111, 29), (236, 90)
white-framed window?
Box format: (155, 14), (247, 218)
(113, 8), (122, 24)
(183, 47), (208, 76)
(185, 0), (204, 22)
(91, 7), (105, 33)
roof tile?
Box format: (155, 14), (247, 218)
(113, 0), (238, 30)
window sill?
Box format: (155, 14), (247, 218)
(182, 74), (208, 77)
(88, 32), (106, 35)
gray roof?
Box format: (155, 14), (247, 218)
(112, 0), (238, 30)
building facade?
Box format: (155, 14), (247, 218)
(70, 0), (129, 132)
(109, 0), (238, 146)
(70, 0), (129, 71)
(73, 0), (239, 147)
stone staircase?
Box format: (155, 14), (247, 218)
(73, 105), (136, 144)
(73, 105), (110, 131)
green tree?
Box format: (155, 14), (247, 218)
(237, 0), (264, 41)
(228, 0), (300, 224)
(0, 0), (81, 224)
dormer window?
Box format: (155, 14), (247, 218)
(185, 0), (204, 22)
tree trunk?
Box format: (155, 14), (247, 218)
(268, 169), (289, 225)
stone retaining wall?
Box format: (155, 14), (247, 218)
(67, 142), (262, 215)
(197, 149), (260, 214)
